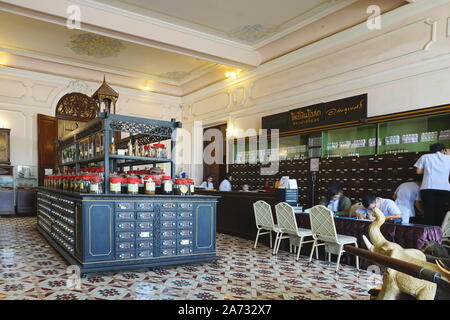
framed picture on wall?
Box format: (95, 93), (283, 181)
(0, 128), (11, 164)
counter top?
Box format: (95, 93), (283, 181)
(38, 187), (220, 200)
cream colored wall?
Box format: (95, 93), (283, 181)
(181, 2), (450, 184)
(0, 67), (182, 175)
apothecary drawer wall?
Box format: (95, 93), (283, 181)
(37, 189), (218, 273)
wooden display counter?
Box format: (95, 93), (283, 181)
(37, 187), (219, 274)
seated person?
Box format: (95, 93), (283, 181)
(318, 186), (351, 216)
(356, 194), (403, 223)
(199, 176), (214, 190)
(218, 173), (233, 191)
(239, 184), (251, 192)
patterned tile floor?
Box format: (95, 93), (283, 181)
(0, 217), (383, 300)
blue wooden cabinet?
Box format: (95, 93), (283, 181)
(37, 188), (219, 273)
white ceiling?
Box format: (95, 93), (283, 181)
(78, 0), (357, 46)
(0, 11), (221, 85)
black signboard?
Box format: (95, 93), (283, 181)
(262, 94), (367, 131)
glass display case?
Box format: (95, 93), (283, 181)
(322, 124), (377, 158)
(378, 113), (450, 154)
(232, 112), (450, 161)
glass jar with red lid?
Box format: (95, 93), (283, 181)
(90, 176), (103, 194)
(127, 177), (140, 195)
(161, 176), (173, 195)
(174, 179), (189, 195)
(143, 175), (156, 195)
(109, 176), (122, 194)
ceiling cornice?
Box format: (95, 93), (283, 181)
(0, 0), (260, 69)
(183, 0), (450, 101)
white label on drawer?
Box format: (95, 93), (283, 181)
(139, 232), (151, 238)
(180, 239), (190, 245)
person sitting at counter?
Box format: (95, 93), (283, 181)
(318, 186), (351, 216)
(218, 174), (233, 191)
(200, 176), (215, 190)
(239, 184), (251, 192)
(393, 174), (423, 224)
(355, 194), (403, 223)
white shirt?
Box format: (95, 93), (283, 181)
(356, 198), (401, 218)
(414, 152), (450, 191)
(395, 182), (421, 224)
(200, 181), (214, 189)
(328, 199), (339, 212)
(219, 179), (232, 191)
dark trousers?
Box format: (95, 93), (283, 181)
(420, 189), (450, 226)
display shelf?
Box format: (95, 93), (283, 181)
(110, 155), (172, 168)
(57, 114), (181, 192)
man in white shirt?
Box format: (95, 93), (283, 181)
(200, 176), (214, 190)
(218, 174), (232, 191)
(393, 175), (423, 224)
(414, 143), (450, 226)
(355, 194), (402, 223)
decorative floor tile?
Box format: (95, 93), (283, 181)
(0, 217), (377, 300)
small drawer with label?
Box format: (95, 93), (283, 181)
(178, 221), (193, 228)
(136, 231), (153, 240)
(178, 212), (193, 219)
(162, 239), (176, 247)
(136, 222), (153, 229)
(178, 203), (193, 210)
(136, 212), (155, 220)
(136, 203), (154, 211)
(161, 202), (176, 209)
(136, 241), (153, 249)
(178, 239), (193, 246)
(178, 247), (193, 255)
(160, 248), (176, 256)
(161, 230), (176, 239)
(161, 212), (176, 219)
(116, 212), (135, 220)
(117, 251), (135, 260)
(161, 221), (176, 228)
(116, 241), (135, 251)
(178, 230), (193, 237)
(116, 202), (134, 210)
(117, 232), (135, 240)
(137, 250), (153, 258)
(116, 222), (135, 230)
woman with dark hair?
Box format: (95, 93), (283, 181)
(318, 186), (351, 217)
(200, 176), (214, 190)
(218, 173), (233, 191)
(414, 143), (450, 226)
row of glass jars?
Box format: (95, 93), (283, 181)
(121, 143), (168, 158)
(44, 174), (103, 194)
(109, 175), (195, 196)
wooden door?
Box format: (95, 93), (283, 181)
(37, 114), (58, 185)
(203, 123), (227, 189)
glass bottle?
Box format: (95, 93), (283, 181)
(110, 137), (116, 155)
(134, 140), (140, 157)
(110, 174), (122, 194)
(128, 139), (133, 156)
(90, 177), (103, 194)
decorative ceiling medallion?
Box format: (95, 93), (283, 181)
(228, 24), (279, 43)
(67, 33), (126, 58)
(158, 71), (191, 81)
